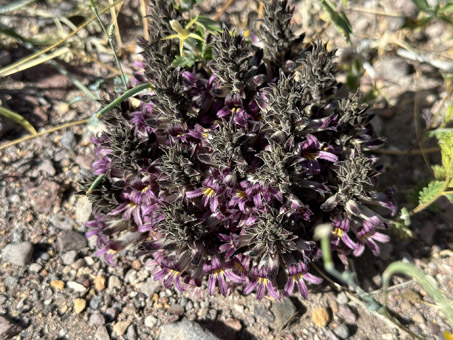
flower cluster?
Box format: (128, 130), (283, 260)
(82, 0), (395, 300)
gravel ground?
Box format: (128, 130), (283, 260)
(1, 0), (452, 339)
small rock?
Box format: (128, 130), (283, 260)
(126, 324), (137, 340)
(75, 196), (92, 225)
(94, 275), (106, 291)
(140, 278), (160, 297)
(0, 315), (23, 340)
(233, 304), (244, 314)
(270, 297), (296, 329)
(57, 230), (87, 252)
(168, 304), (185, 315)
(312, 307), (330, 327)
(74, 298), (87, 313)
(50, 214), (75, 230)
(50, 280), (65, 291)
(89, 312), (105, 326)
(61, 131), (76, 149)
(67, 281), (88, 293)
(333, 324), (350, 339)
(39, 159), (56, 176)
(412, 312), (425, 324)
(254, 305), (275, 323)
(108, 275), (122, 290)
(89, 295), (102, 310)
(61, 250), (78, 265)
(338, 305), (357, 323)
(94, 326), (110, 340)
(113, 321), (131, 336)
(336, 292), (349, 305)
(145, 315), (157, 328)
(0, 50), (11, 67)
(224, 318), (242, 331)
(2, 242), (34, 266)
(158, 320), (220, 340)
(29, 263), (42, 273)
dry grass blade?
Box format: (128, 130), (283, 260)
(0, 119), (89, 151)
(213, 0), (237, 20)
(0, 46), (69, 77)
(0, 0), (36, 14)
(0, 0), (124, 78)
(0, 106), (37, 135)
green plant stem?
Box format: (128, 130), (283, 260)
(94, 83), (152, 118)
(89, 0), (127, 89)
(0, 106), (37, 135)
(87, 174), (104, 194)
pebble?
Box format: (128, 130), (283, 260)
(158, 320), (220, 340)
(94, 275), (106, 291)
(38, 159), (56, 176)
(145, 315), (158, 328)
(233, 304), (244, 314)
(126, 324), (137, 340)
(67, 281), (88, 293)
(61, 250), (78, 265)
(169, 304), (185, 315)
(94, 326), (110, 340)
(0, 315), (23, 339)
(140, 278), (160, 297)
(74, 298), (87, 313)
(270, 297), (296, 329)
(374, 56), (411, 82)
(224, 318), (242, 331)
(108, 275), (122, 290)
(113, 321), (131, 336)
(254, 305), (275, 323)
(75, 196), (92, 225)
(61, 131), (76, 149)
(2, 242), (34, 266)
(312, 307), (330, 327)
(412, 312), (425, 325)
(50, 214), (75, 231)
(336, 292), (349, 305)
(29, 263), (42, 273)
(333, 324), (350, 339)
(50, 280), (65, 291)
(89, 312), (106, 326)
(338, 305), (357, 323)
(57, 230), (87, 252)
(89, 295), (103, 310)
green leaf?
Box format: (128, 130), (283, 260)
(196, 16), (222, 33)
(446, 104), (453, 124)
(432, 164), (447, 180)
(319, 0), (353, 43)
(444, 193), (453, 202)
(418, 180), (445, 204)
(172, 55), (195, 67)
(411, 0), (432, 12)
(438, 131), (453, 171)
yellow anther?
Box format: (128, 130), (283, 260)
(236, 191), (247, 199)
(203, 187), (216, 197)
(333, 228), (343, 237)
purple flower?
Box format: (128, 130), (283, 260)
(354, 227), (390, 256)
(283, 262), (322, 298)
(244, 266), (280, 300)
(203, 256), (243, 296)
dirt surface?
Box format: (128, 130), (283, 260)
(1, 0), (452, 339)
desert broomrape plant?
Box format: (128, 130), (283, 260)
(81, 0), (396, 300)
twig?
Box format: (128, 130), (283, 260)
(0, 106), (37, 135)
(0, 119), (89, 151)
(0, 0), (124, 77)
(347, 6), (406, 18)
(213, 0), (237, 20)
(108, 0), (123, 49)
(397, 48), (453, 73)
(140, 0), (149, 41)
